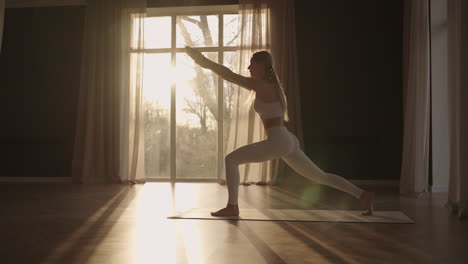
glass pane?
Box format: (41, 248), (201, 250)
(176, 15), (219, 48)
(223, 14), (239, 47)
(142, 53), (171, 178)
(176, 52), (218, 179)
(144, 17), (171, 49)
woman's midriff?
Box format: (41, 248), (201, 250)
(262, 117), (285, 130)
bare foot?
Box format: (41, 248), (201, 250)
(360, 191), (375, 216)
(211, 204), (239, 217)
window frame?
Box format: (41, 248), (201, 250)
(134, 5), (240, 182)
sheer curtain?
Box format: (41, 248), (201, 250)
(400, 0), (431, 195)
(72, 0), (146, 183)
(121, 2), (146, 184)
(447, 0), (468, 220)
(268, 0), (303, 184)
(223, 0), (269, 185)
(224, 0), (302, 185)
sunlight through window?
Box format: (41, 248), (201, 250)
(132, 5), (239, 180)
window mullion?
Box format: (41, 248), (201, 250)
(170, 15), (177, 182)
(135, 47), (237, 54)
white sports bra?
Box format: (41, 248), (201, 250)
(253, 97), (284, 119)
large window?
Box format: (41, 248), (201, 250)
(135, 5), (240, 180)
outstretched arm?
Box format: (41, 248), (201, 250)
(185, 46), (258, 91)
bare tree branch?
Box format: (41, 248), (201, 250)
(180, 16), (201, 26)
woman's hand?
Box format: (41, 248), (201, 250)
(185, 46), (254, 90)
(185, 46), (210, 68)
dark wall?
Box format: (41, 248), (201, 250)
(293, 0), (404, 181)
(0, 7), (85, 177)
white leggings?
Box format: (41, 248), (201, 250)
(225, 126), (364, 205)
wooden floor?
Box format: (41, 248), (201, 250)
(0, 182), (467, 264)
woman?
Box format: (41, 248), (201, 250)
(185, 46), (375, 217)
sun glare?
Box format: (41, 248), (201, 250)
(131, 184), (205, 263)
(142, 52), (202, 127)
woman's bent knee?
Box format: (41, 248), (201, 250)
(225, 152), (239, 167)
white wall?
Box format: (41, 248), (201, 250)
(431, 0), (449, 193)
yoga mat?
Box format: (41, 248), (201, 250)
(168, 208), (414, 223)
